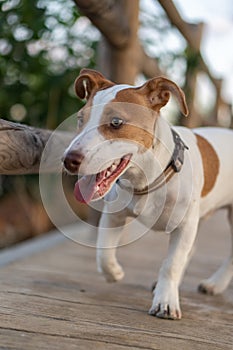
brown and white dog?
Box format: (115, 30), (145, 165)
(63, 69), (233, 320)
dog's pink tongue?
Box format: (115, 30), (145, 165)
(74, 175), (97, 204)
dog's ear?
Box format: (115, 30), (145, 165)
(74, 69), (114, 100)
(138, 77), (189, 116)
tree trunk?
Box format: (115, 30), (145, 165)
(97, 0), (140, 84)
(74, 0), (130, 48)
(75, 0), (161, 83)
(0, 119), (73, 174)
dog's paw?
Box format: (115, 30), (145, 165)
(104, 267), (125, 283)
(198, 280), (216, 295)
(98, 262), (125, 283)
(148, 303), (182, 320)
(149, 282), (181, 320)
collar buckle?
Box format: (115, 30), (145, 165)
(170, 129), (189, 173)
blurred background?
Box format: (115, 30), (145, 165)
(0, 0), (232, 247)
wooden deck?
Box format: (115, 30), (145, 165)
(0, 210), (232, 350)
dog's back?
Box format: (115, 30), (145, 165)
(191, 127), (233, 217)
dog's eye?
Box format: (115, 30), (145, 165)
(110, 117), (124, 129)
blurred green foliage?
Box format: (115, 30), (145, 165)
(0, 0), (99, 128)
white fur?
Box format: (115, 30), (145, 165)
(64, 84), (233, 320)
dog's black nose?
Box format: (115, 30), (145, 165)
(63, 151), (84, 173)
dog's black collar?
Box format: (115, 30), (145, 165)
(117, 129), (189, 195)
(170, 129), (189, 172)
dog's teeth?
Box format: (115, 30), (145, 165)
(106, 171), (111, 177)
(95, 185), (100, 191)
(110, 164), (117, 171)
(114, 160), (121, 166)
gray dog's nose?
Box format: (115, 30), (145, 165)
(63, 151), (84, 173)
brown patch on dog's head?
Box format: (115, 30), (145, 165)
(195, 134), (220, 197)
(98, 102), (155, 150)
(75, 69), (114, 100)
(98, 77), (188, 151)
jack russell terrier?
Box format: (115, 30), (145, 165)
(63, 69), (233, 320)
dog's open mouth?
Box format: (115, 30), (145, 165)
(74, 154), (132, 203)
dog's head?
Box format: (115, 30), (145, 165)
(63, 69), (188, 203)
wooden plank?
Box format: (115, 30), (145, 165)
(0, 329), (136, 350)
(0, 295), (231, 350)
(0, 210), (232, 349)
(0, 230), (65, 267)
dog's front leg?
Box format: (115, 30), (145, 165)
(96, 211), (126, 282)
(149, 205), (200, 320)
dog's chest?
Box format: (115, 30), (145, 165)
(125, 185), (184, 232)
